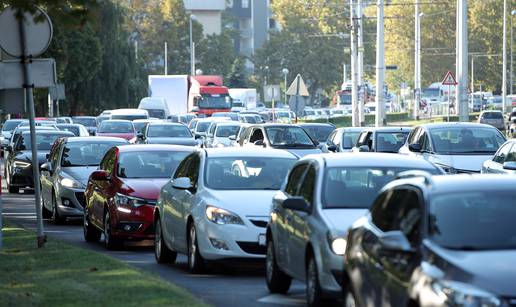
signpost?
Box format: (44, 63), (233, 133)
(286, 74), (309, 123)
(442, 71), (458, 122)
(0, 6), (54, 248)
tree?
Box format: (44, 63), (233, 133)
(196, 32), (236, 77)
(228, 56), (248, 88)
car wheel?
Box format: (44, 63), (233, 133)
(187, 223), (205, 274)
(155, 218), (177, 264)
(342, 284), (357, 307)
(83, 212), (101, 243)
(51, 193), (65, 224)
(103, 210), (120, 249)
(306, 256), (333, 307)
(266, 239), (292, 294)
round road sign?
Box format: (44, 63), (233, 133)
(0, 6), (53, 58)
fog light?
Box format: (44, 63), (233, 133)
(209, 238), (229, 250)
(123, 225), (131, 231)
(62, 199), (71, 207)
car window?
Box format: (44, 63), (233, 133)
(49, 139), (63, 168)
(249, 128), (264, 143)
(62, 141), (126, 167)
(117, 151), (189, 178)
(186, 154), (200, 188)
(342, 131), (360, 149)
(265, 126), (314, 147)
(407, 127), (421, 145)
(376, 132), (409, 153)
(99, 148), (117, 175)
(298, 164), (316, 206)
(147, 125), (192, 138)
(98, 121), (134, 133)
(493, 142), (512, 163)
(216, 125), (240, 137)
(429, 127), (505, 154)
(505, 144), (516, 162)
(284, 164), (308, 196)
(327, 131), (337, 145)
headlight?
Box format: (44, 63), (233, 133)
(13, 160), (31, 168)
(114, 193), (148, 208)
(205, 205), (243, 225)
(215, 143), (225, 148)
(327, 231), (347, 255)
(60, 177), (82, 188)
(432, 280), (500, 307)
(436, 164), (457, 174)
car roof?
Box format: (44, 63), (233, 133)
(298, 123), (336, 128)
(303, 152), (438, 169)
(100, 119), (132, 123)
(409, 174), (516, 194)
(56, 123), (83, 127)
(148, 122), (186, 126)
(64, 136), (128, 143)
(203, 147), (297, 159)
(336, 127), (365, 132)
(215, 122), (241, 127)
(21, 130), (74, 136)
(72, 116), (95, 119)
(251, 123), (300, 128)
(116, 144), (196, 153)
(362, 126), (412, 132)
(420, 122), (496, 130)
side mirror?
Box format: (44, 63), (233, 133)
(378, 230), (413, 253)
(6, 145), (12, 152)
(172, 177), (193, 190)
(254, 139), (265, 147)
(408, 143), (422, 152)
(45, 153), (50, 160)
(503, 161), (516, 171)
(195, 134), (202, 139)
(282, 197), (310, 213)
(90, 170), (110, 181)
(40, 162), (52, 173)
(327, 144), (337, 152)
(358, 145), (370, 152)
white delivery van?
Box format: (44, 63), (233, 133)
(109, 108), (149, 121)
(148, 75), (189, 115)
(138, 97), (169, 119)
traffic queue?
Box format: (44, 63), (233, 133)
(1, 107), (515, 307)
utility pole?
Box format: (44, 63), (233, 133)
(511, 10), (516, 95)
(375, 0), (385, 127)
(414, 0), (421, 120)
(164, 42), (168, 75)
(350, 0), (360, 127)
(471, 56), (474, 93)
(503, 0), (508, 115)
(189, 15), (196, 76)
(358, 0), (365, 125)
(457, 0), (469, 122)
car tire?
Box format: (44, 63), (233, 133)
(187, 223), (205, 274)
(266, 239), (292, 294)
(103, 210), (120, 249)
(51, 193), (65, 224)
(155, 218), (177, 264)
(83, 212), (101, 243)
(306, 255), (333, 307)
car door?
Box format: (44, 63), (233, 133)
(90, 149), (116, 227)
(41, 139), (62, 211)
(483, 142), (512, 173)
(401, 127), (421, 156)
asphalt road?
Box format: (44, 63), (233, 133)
(1, 190), (307, 307)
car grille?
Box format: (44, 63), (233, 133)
(236, 242), (266, 255)
(75, 192), (86, 208)
(249, 220), (268, 228)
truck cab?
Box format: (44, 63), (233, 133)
(188, 75), (232, 117)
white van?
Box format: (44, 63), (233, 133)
(109, 108), (149, 121)
(137, 97), (169, 119)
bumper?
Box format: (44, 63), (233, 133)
(196, 218), (267, 260)
(56, 186), (86, 217)
(317, 244), (345, 296)
(111, 204), (155, 240)
(10, 167), (34, 188)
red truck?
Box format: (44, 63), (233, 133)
(188, 75), (232, 117)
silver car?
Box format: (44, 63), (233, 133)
(40, 136), (128, 223)
(209, 122), (241, 148)
(265, 153), (443, 306)
(478, 110), (505, 131)
(481, 139), (516, 174)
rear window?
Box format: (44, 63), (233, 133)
(482, 112), (503, 119)
(376, 132), (409, 153)
(98, 121), (134, 133)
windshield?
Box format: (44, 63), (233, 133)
(58, 126), (80, 136)
(205, 157), (296, 190)
(376, 132), (409, 153)
(302, 125), (334, 143)
(265, 126), (315, 147)
(61, 141), (126, 167)
(338, 93), (352, 105)
(117, 151), (189, 178)
(429, 127), (505, 154)
(213, 113), (238, 121)
(148, 125), (192, 137)
(422, 88), (440, 97)
(18, 133), (69, 151)
(2, 120), (23, 132)
(322, 166), (440, 209)
(215, 125), (240, 137)
(111, 114), (148, 121)
(429, 192), (516, 250)
(196, 121), (211, 133)
(198, 94), (231, 109)
(244, 115), (258, 123)
(146, 109), (165, 119)
(342, 132), (361, 149)
(98, 121), (134, 133)
(133, 122), (148, 133)
(73, 118), (96, 127)
(481, 112), (503, 119)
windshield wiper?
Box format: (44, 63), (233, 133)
(453, 151), (495, 154)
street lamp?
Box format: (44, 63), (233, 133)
(282, 68), (289, 103)
(195, 69), (203, 76)
(511, 10), (516, 95)
(414, 5), (423, 120)
(189, 14), (196, 76)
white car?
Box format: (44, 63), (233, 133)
(153, 148), (297, 273)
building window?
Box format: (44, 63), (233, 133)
(242, 0), (249, 8)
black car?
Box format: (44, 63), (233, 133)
(5, 130), (74, 193)
(343, 173), (516, 307)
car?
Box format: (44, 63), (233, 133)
(4, 125), (58, 163)
(298, 123), (336, 145)
(109, 108), (149, 121)
(481, 139), (516, 174)
(5, 130), (75, 193)
(55, 117), (73, 124)
(212, 112), (239, 121)
(192, 118), (229, 140)
(343, 173), (516, 307)
(96, 120), (136, 141)
(265, 153), (443, 306)
(232, 124), (251, 147)
(204, 121), (241, 148)
(478, 110), (505, 131)
(72, 116), (98, 135)
(40, 137), (128, 223)
(399, 123), (506, 173)
(56, 123), (90, 136)
(208, 122), (241, 148)
(239, 114), (264, 124)
(154, 148), (297, 272)
(83, 145), (195, 249)
(132, 118), (161, 135)
(351, 127), (412, 153)
(1, 119), (25, 150)
(326, 127), (364, 153)
(242, 124), (322, 158)
(136, 122), (197, 146)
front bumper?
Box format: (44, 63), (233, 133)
(10, 166), (35, 188)
(317, 242), (345, 297)
(111, 204), (155, 240)
(55, 185), (86, 217)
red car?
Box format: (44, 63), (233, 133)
(83, 144), (195, 249)
(96, 119), (136, 141)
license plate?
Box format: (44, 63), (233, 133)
(258, 234), (266, 246)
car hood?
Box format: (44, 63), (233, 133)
(428, 154), (493, 172)
(205, 189), (278, 218)
(285, 148), (322, 158)
(2, 131), (11, 139)
(431, 245), (516, 297)
(321, 208), (368, 232)
(146, 137), (198, 146)
(62, 166), (98, 186)
(120, 178), (169, 200)
(96, 132), (134, 140)
(15, 151), (49, 165)
(212, 137), (232, 147)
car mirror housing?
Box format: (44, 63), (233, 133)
(6, 145), (12, 152)
(408, 143), (422, 152)
(40, 162), (52, 173)
(379, 230), (413, 252)
(90, 170), (110, 181)
(503, 161), (516, 171)
(358, 145), (370, 152)
(282, 197), (310, 213)
(229, 135), (236, 141)
(327, 144), (337, 152)
(172, 177), (193, 190)
(254, 139), (265, 147)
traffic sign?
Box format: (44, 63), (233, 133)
(0, 59), (56, 89)
(288, 96), (306, 117)
(0, 7), (53, 58)
(49, 83), (65, 100)
(286, 74), (309, 97)
(263, 84), (280, 102)
(441, 71), (457, 85)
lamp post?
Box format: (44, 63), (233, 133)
(195, 69), (203, 76)
(414, 4), (422, 120)
(511, 10), (516, 95)
(282, 68), (289, 103)
(189, 14), (196, 76)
